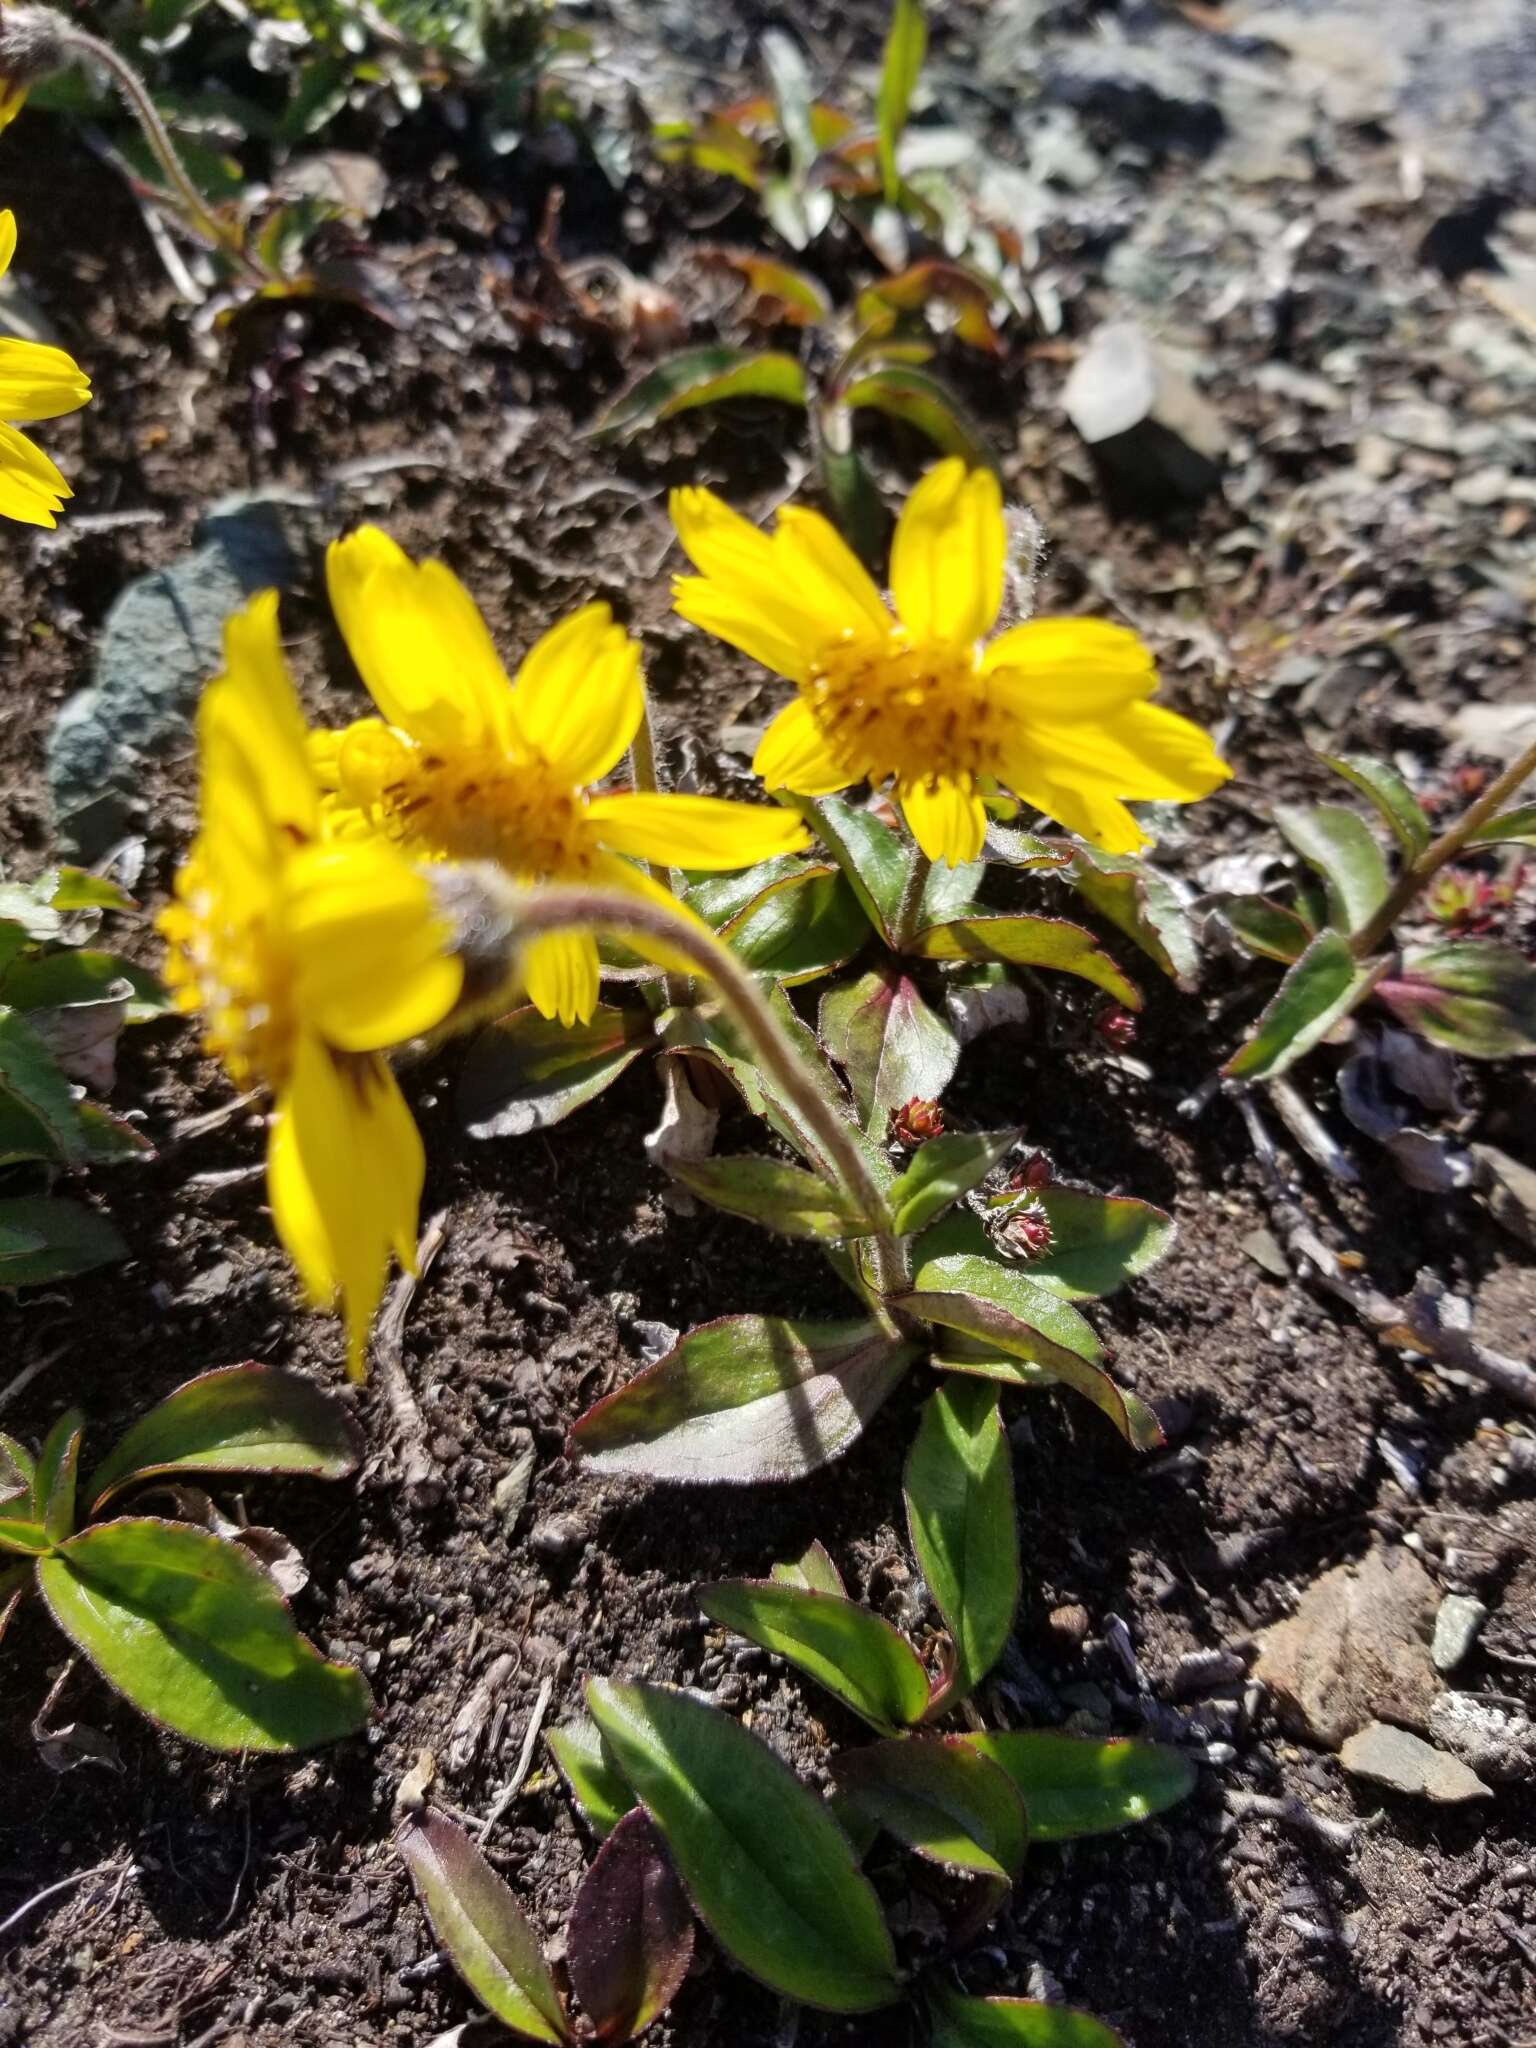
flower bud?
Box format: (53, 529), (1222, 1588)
(1007, 1151), (1052, 1192)
(990, 1193), (1054, 1262)
(1095, 1004), (1137, 1051)
(0, 4), (70, 95)
(888, 1096), (945, 1149)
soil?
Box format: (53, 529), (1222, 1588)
(2, 4), (1535, 2045)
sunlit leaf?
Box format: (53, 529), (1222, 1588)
(845, 365), (998, 471)
(548, 1720), (637, 1841)
(47, 869), (137, 913)
(1060, 845), (1199, 990)
(0, 1009), (86, 1165)
(567, 1808), (694, 2043)
(876, 0), (928, 202)
(1319, 755), (1431, 859)
(571, 1316), (917, 1484)
(34, 1408), (83, 1549)
(668, 1154), (877, 1240)
(1224, 929), (1377, 1081)
(86, 1364), (363, 1512)
(1218, 894), (1314, 965)
(1379, 941), (1536, 1058)
(858, 258), (997, 353)
(586, 1679), (900, 2012)
(690, 862), (868, 985)
(459, 1005), (654, 1138)
(699, 1580), (930, 1731)
(905, 1381), (1018, 1705)
(820, 964), (959, 1133)
(591, 348), (807, 441)
(770, 1538), (845, 1596)
(37, 1518), (371, 1751)
(796, 797), (908, 939)
(929, 1986), (1127, 2046)
(762, 30), (818, 177)
(396, 1809), (570, 2042)
(922, 1191), (1175, 1304)
(958, 1729), (1196, 1841)
(1274, 804), (1390, 936)
(1465, 801), (1536, 848)
(713, 249), (832, 325)
(888, 1129), (1018, 1238)
(832, 1736), (1026, 1880)
(910, 916), (1141, 1007)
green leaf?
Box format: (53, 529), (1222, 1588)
(0, 1518), (52, 1557)
(571, 1316), (917, 1484)
(910, 916), (1141, 1007)
(889, 1129), (1017, 1238)
(1061, 845), (1199, 991)
(877, 0), (927, 201)
(820, 965), (959, 1133)
(0, 1196), (126, 1286)
(1219, 894), (1314, 965)
(900, 1285), (1163, 1451)
(0, 1431), (32, 1515)
(1224, 929), (1377, 1082)
(762, 29), (818, 178)
(816, 427), (885, 566)
(668, 1154), (878, 1240)
(958, 1730), (1196, 1842)
(1319, 755), (1431, 859)
(0, 950), (171, 1022)
(86, 1364), (363, 1513)
(396, 1809), (570, 2042)
(459, 1005), (654, 1138)
(37, 1518), (372, 1751)
(929, 1986), (1126, 2047)
(1380, 942), (1536, 1058)
(34, 1408), (83, 1548)
(717, 864), (869, 985)
(1273, 804), (1390, 936)
(912, 1227), (1106, 1348)
(0, 1008), (86, 1165)
(590, 348), (807, 441)
(844, 365), (999, 472)
(1465, 801), (1536, 848)
(586, 1679), (901, 2012)
(797, 797), (908, 939)
(548, 1720), (638, 1840)
(904, 1381), (1018, 1706)
(925, 1190), (1176, 1304)
(832, 1737), (1026, 1881)
(47, 867), (137, 913)
(699, 1580), (930, 1731)
(567, 1807), (694, 2044)
(770, 1539), (845, 1596)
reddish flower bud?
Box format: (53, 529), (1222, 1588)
(889, 1096), (945, 1149)
(991, 1193), (1054, 1262)
(1095, 1005), (1137, 1051)
(1007, 1151), (1053, 1192)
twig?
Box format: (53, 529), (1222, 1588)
(0, 1341), (71, 1419)
(0, 1859), (136, 1938)
(1226, 1789), (1363, 1851)
(373, 1209), (452, 1508)
(478, 1676), (555, 1840)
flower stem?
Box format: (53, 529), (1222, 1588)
(1349, 738), (1536, 959)
(891, 847), (932, 951)
(627, 686), (689, 1013)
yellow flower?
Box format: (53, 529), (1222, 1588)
(671, 458), (1231, 865)
(0, 210), (91, 528)
(160, 593), (463, 1378)
(318, 527), (813, 1027)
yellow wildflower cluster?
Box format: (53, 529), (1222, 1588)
(163, 460), (1228, 1373)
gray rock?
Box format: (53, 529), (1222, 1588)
(1428, 1692), (1536, 1784)
(46, 493), (312, 857)
(1339, 1720), (1491, 1804)
(1432, 1594), (1489, 1674)
(1253, 1547), (1441, 1750)
(1062, 321), (1225, 511)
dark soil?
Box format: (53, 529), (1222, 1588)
(2, 4), (1535, 2045)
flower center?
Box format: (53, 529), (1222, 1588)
(804, 631), (1003, 791)
(159, 855), (295, 1092)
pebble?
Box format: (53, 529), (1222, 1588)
(1339, 1721), (1491, 1804)
(1428, 1693), (1536, 1784)
(529, 1514), (587, 1564)
(1431, 1594), (1488, 1674)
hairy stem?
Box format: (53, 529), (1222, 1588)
(1350, 737), (1536, 959)
(627, 688), (689, 1013)
(891, 846), (932, 951)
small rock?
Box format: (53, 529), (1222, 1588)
(1339, 1721), (1491, 1804)
(529, 1514), (587, 1565)
(1472, 1144), (1536, 1249)
(1253, 1547), (1441, 1750)
(1062, 320), (1225, 511)
(1047, 1603), (1091, 1649)
(1169, 1648), (1249, 1700)
(1240, 1226), (1290, 1279)
(1432, 1594), (1489, 1674)
(1429, 1693), (1536, 1784)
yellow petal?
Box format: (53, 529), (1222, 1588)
(672, 573), (814, 684)
(511, 603), (644, 784)
(334, 717), (414, 813)
(327, 528), (514, 752)
(752, 697), (857, 796)
(199, 592), (319, 844)
(0, 337), (90, 423)
(270, 1035), (425, 1380)
(0, 211), (15, 275)
(898, 778), (988, 865)
(587, 852), (712, 980)
(1025, 701), (1231, 804)
(670, 487), (868, 673)
(890, 459), (1004, 646)
(285, 840), (463, 1051)
(0, 85), (24, 139)
(0, 420), (68, 527)
(522, 928), (602, 1027)
(585, 790), (811, 869)
(1010, 767), (1148, 855)
(771, 505), (891, 634)
(983, 619), (1158, 716)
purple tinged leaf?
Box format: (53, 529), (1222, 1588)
(459, 1005), (654, 1139)
(396, 1810), (571, 2043)
(1224, 929), (1378, 1081)
(1465, 801), (1536, 849)
(844, 365), (999, 472)
(798, 797), (908, 937)
(699, 1581), (931, 1730)
(569, 1316), (917, 1485)
(820, 964), (959, 1132)
(691, 862), (868, 985)
(887, 1129), (1018, 1239)
(0, 1561), (27, 1645)
(1060, 845), (1199, 990)
(958, 1729), (1196, 1841)
(666, 1154), (876, 1241)
(1218, 894), (1315, 965)
(909, 916), (1142, 1008)
(922, 1193), (1176, 1305)
(832, 1737), (1027, 1880)
(1379, 942), (1536, 1059)
(903, 1383), (1019, 1708)
(86, 1364), (362, 1512)
(910, 1245), (1104, 1360)
(567, 1808), (694, 2042)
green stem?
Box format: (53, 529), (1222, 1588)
(1350, 737), (1536, 959)
(891, 846), (932, 951)
(627, 686), (689, 1014)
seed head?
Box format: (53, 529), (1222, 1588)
(991, 1193), (1054, 1262)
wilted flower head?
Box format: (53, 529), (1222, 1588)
(671, 457), (1230, 866)
(990, 1193), (1054, 1262)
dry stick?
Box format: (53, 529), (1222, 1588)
(1225, 1789), (1363, 1851)
(1237, 1096), (1536, 1413)
(0, 1341), (70, 1419)
(479, 1675), (555, 1840)
(373, 1208), (453, 1507)
(0, 1860), (137, 1939)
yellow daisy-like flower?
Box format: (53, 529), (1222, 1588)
(317, 527), (813, 1028)
(160, 593), (464, 1379)
(671, 457), (1231, 865)
(0, 210), (91, 528)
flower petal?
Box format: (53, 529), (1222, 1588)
(511, 603), (644, 784)
(199, 592), (319, 846)
(270, 1035), (425, 1380)
(0, 211), (15, 275)
(672, 574), (814, 684)
(585, 790), (811, 869)
(327, 528), (514, 752)
(890, 459), (1004, 645)
(0, 420), (69, 527)
(0, 337), (90, 423)
(1007, 767), (1148, 855)
(898, 777), (988, 864)
(1023, 701), (1232, 803)
(771, 505), (891, 634)
(983, 618), (1158, 716)
(670, 486), (873, 673)
(285, 840), (463, 1051)
(587, 852), (712, 980)
(752, 697), (856, 796)
(522, 928), (602, 1028)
